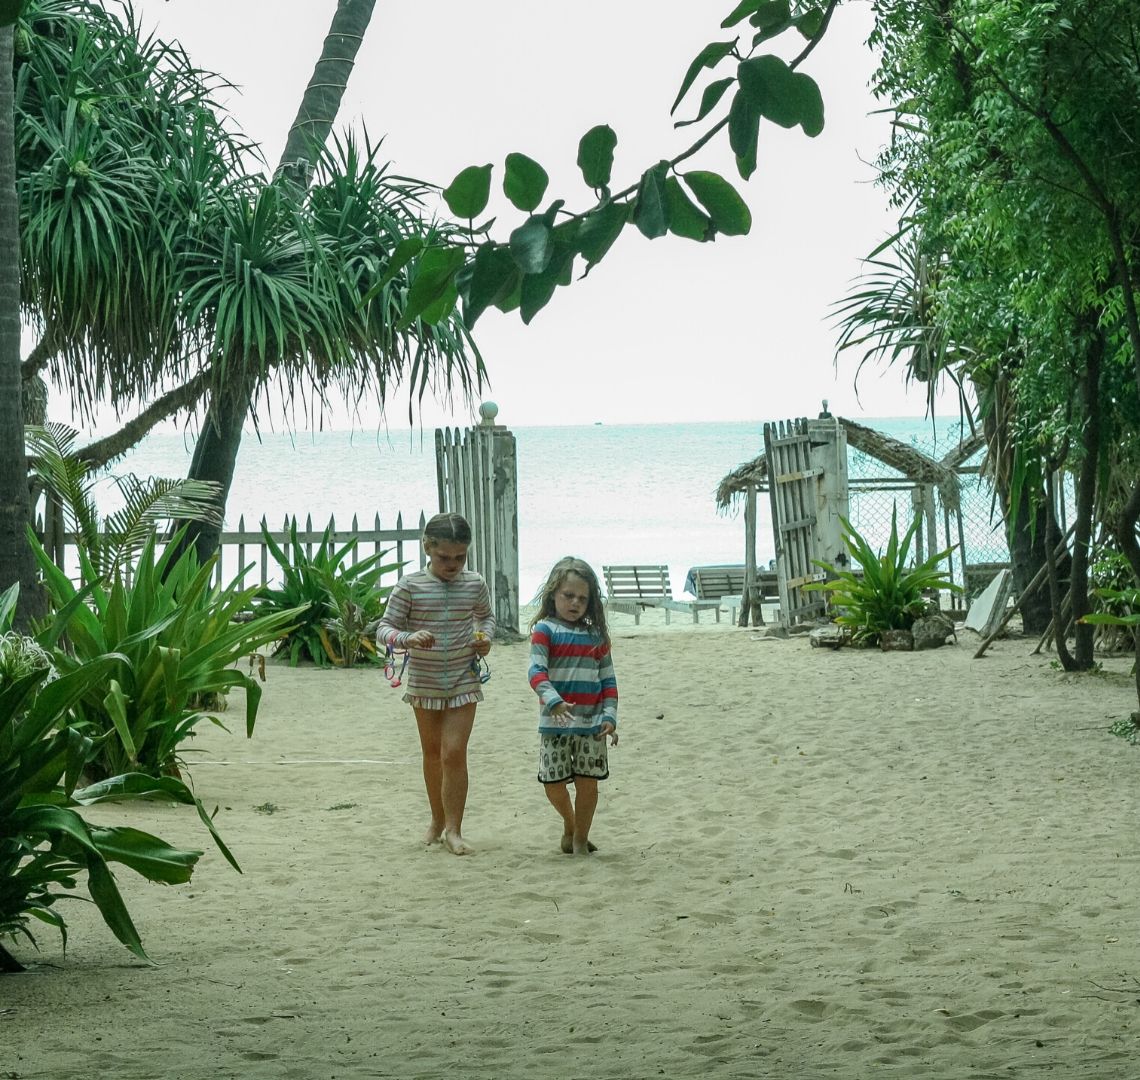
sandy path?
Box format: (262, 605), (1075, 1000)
(3, 623), (1138, 1079)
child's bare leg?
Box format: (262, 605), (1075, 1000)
(545, 781), (576, 852)
(413, 708), (445, 844)
(439, 702), (477, 855)
(571, 777), (599, 855)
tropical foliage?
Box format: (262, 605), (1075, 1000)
(428, 0), (835, 331)
(251, 519), (398, 667)
(838, 0), (1140, 689)
(30, 531), (303, 779)
(26, 423), (222, 582)
(807, 508), (959, 646)
(0, 583), (207, 972)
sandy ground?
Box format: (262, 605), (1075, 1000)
(3, 610), (1139, 1080)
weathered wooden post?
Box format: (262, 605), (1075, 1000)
(807, 412), (849, 572)
(481, 402), (520, 638)
(434, 403), (521, 639)
(739, 484), (764, 627)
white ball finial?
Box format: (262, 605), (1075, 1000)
(479, 401), (499, 426)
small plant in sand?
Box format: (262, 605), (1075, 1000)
(806, 507), (960, 646)
(253, 519), (399, 666)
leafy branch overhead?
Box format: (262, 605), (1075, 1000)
(405, 0), (834, 329)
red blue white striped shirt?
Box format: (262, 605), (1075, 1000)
(528, 618), (618, 736)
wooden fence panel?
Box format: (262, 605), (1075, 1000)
(434, 420), (520, 636)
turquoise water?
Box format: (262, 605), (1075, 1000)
(98, 416), (984, 601)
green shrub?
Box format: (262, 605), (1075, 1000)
(30, 529), (305, 780)
(806, 508), (960, 646)
(0, 584), (210, 972)
(252, 519), (399, 666)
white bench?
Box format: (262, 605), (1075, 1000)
(602, 564), (722, 624)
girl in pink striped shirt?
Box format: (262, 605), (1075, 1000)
(377, 513), (494, 855)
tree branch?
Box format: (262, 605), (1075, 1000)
(21, 330), (55, 381)
(74, 371), (212, 471)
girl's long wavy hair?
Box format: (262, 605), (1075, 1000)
(530, 557), (609, 644)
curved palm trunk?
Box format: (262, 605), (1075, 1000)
(0, 26), (44, 628)
(180, 0), (378, 560)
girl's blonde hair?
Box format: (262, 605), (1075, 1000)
(422, 512), (472, 549)
(530, 557), (609, 643)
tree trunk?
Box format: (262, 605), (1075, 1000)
(982, 408), (1055, 635)
(179, 0), (378, 560)
(276, 0), (378, 192)
(1068, 331), (1101, 669)
(0, 26), (44, 628)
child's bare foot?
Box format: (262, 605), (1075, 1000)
(423, 824), (443, 845)
(561, 834), (597, 854)
(442, 829), (473, 855)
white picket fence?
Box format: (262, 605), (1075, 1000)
(35, 506), (426, 589)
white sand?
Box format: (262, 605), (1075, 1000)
(4, 615), (1139, 1079)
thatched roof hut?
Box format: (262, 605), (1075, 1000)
(715, 416), (984, 513)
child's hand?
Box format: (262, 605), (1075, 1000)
(550, 701), (573, 719)
(472, 631), (491, 656)
(408, 630), (435, 648)
(599, 720), (618, 746)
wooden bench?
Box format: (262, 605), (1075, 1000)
(687, 564), (780, 623)
(602, 564), (722, 625)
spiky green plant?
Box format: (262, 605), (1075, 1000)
(30, 530), (305, 779)
(252, 518), (398, 667)
(0, 583), (215, 973)
(806, 507), (960, 646)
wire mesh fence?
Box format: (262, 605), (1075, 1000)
(846, 436), (1075, 604)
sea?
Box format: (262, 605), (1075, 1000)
(98, 417), (983, 602)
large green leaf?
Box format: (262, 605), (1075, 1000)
(737, 54), (825, 137)
(442, 163), (493, 219)
(463, 242), (520, 328)
(398, 244), (466, 328)
(682, 171), (752, 236)
(663, 177), (712, 241)
(520, 242), (575, 325)
(634, 162), (671, 239)
(577, 125), (618, 189)
(675, 77), (735, 129)
(748, 0), (791, 30)
(88, 826), (200, 884)
(509, 215), (554, 275)
(728, 89), (761, 180)
(720, 0), (764, 28)
(503, 153), (549, 213)
(577, 200), (628, 268)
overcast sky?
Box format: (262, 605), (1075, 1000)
(78, 0), (954, 430)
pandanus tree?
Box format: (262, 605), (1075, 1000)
(4, 0), (483, 597)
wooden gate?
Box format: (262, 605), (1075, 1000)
(435, 410), (520, 636)
(763, 419), (829, 627)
